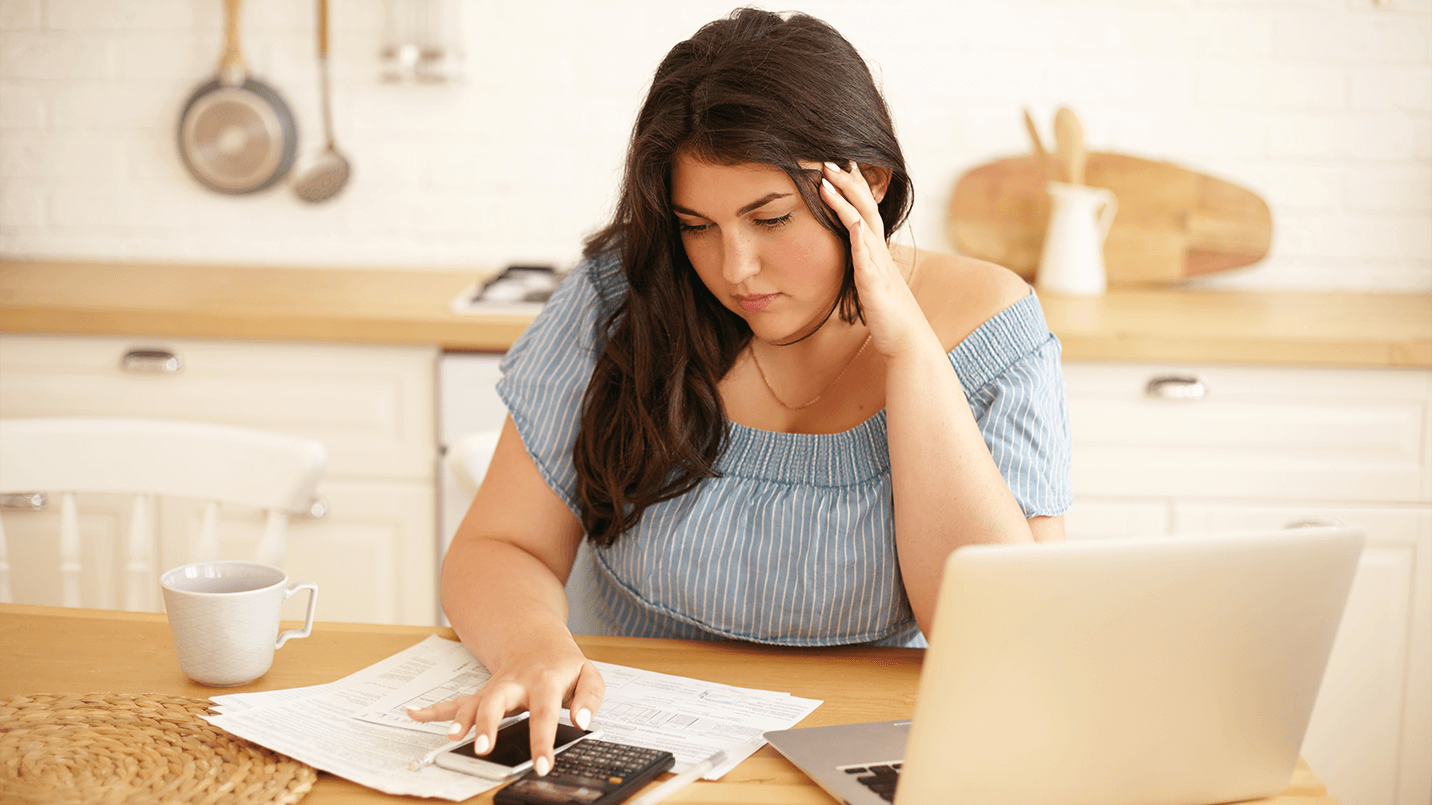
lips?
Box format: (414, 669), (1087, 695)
(737, 293), (778, 311)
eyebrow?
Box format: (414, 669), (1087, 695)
(672, 192), (792, 219)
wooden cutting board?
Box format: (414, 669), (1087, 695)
(947, 152), (1272, 286)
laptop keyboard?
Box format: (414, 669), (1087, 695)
(843, 762), (901, 802)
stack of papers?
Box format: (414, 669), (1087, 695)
(204, 634), (821, 800)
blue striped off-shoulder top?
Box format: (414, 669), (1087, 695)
(497, 252), (1072, 648)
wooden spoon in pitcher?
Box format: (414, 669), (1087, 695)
(1053, 107), (1086, 185)
(1023, 108), (1051, 182)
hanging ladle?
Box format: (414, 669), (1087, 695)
(294, 0), (351, 203)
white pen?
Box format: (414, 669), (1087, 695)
(628, 749), (727, 805)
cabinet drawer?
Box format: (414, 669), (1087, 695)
(0, 334), (437, 481)
(1064, 362), (1432, 503)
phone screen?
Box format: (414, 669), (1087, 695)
(450, 719), (589, 769)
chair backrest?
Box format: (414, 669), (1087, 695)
(0, 417), (326, 611)
(445, 429), (501, 499)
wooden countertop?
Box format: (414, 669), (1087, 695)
(2, 259), (1428, 367)
(0, 604), (1341, 805)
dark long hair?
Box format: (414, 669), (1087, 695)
(574, 8), (913, 547)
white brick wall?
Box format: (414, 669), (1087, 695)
(1, 0), (1429, 291)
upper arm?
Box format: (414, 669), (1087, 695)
(453, 415), (585, 583)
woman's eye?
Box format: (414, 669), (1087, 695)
(754, 213), (793, 230)
(678, 221), (709, 235)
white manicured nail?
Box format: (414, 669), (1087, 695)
(824, 161), (841, 173)
(534, 756), (551, 776)
(447, 722), (465, 739)
(574, 708), (591, 731)
(821, 178), (836, 193)
(474, 733), (490, 754)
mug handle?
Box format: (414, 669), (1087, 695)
(276, 581), (319, 649)
(1094, 187), (1118, 242)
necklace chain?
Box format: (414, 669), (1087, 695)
(749, 333), (873, 411)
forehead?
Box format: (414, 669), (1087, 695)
(670, 155), (798, 213)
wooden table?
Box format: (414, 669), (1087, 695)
(0, 604), (1340, 804)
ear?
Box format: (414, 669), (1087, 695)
(859, 164), (892, 203)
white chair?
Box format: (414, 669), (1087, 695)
(445, 428), (601, 634)
(0, 417), (326, 611)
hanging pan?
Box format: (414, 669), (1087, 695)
(178, 0), (298, 194)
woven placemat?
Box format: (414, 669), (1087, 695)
(0, 692), (317, 805)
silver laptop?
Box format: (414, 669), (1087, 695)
(765, 526), (1364, 805)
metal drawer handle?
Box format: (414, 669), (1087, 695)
(121, 348), (183, 374)
(0, 492), (46, 511)
(1145, 374), (1207, 401)
(1285, 517), (1345, 529)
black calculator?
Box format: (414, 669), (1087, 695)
(494, 738), (675, 805)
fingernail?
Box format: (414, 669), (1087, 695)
(821, 178), (836, 193)
(447, 722), (466, 739)
(474, 733), (490, 754)
(534, 756), (551, 777)
(824, 161), (841, 173)
(574, 708), (591, 731)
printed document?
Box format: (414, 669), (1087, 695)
(205, 634), (820, 799)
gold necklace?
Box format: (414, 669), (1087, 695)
(749, 333), (873, 411)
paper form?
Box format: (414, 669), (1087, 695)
(204, 635), (501, 800)
(351, 645), (822, 780)
(205, 633), (821, 797)
(584, 660), (820, 778)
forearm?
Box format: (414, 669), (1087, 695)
(441, 535), (578, 672)
(884, 330), (1032, 632)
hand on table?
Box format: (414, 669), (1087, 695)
(406, 643), (605, 776)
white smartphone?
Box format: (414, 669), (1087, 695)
(433, 717), (598, 780)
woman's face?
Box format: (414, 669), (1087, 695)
(670, 154), (846, 344)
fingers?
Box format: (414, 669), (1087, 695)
(563, 660), (606, 734)
(405, 700), (457, 724)
(466, 690), (510, 754)
(403, 651), (604, 777)
(820, 162), (885, 241)
(522, 661), (606, 776)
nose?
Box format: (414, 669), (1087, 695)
(721, 232), (760, 285)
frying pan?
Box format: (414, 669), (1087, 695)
(178, 0), (298, 194)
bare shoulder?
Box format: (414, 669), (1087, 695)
(896, 245), (1032, 352)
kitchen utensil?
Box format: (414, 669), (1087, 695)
(293, 0), (351, 203)
(946, 152), (1272, 286)
(1036, 182), (1118, 296)
(1053, 107), (1086, 185)
(178, 0), (298, 195)
(1023, 108), (1049, 181)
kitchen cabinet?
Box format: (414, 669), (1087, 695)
(0, 334), (439, 626)
(1063, 361), (1432, 805)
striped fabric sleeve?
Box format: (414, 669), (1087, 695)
(495, 256), (612, 515)
(952, 294), (1074, 518)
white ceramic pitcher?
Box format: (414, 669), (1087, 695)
(1035, 182), (1118, 296)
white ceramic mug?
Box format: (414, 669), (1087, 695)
(1036, 181), (1119, 296)
(161, 560), (318, 687)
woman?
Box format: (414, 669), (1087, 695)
(411, 8), (1071, 774)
